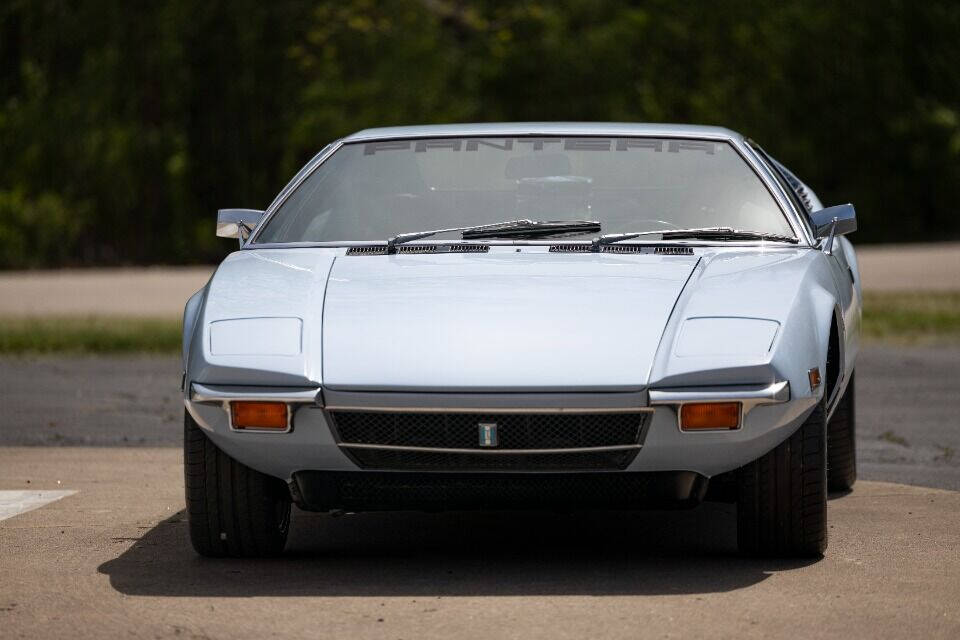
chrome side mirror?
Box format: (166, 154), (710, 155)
(810, 203), (856, 254)
(216, 209), (265, 246)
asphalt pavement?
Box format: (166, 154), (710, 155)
(2, 344), (958, 489)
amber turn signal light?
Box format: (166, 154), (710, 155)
(680, 402), (741, 431)
(808, 367), (822, 391)
(231, 401), (288, 430)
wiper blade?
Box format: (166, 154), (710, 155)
(590, 230), (664, 251)
(461, 219), (601, 239)
(385, 219), (602, 253)
(659, 227), (798, 243)
(586, 227), (797, 250)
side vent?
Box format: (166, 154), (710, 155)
(549, 244), (592, 253)
(654, 246), (694, 255)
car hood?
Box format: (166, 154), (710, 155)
(322, 252), (699, 392)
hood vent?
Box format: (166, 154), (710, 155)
(549, 244), (694, 255)
(347, 244), (490, 256)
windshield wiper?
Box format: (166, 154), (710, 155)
(385, 226), (468, 253)
(587, 227), (797, 251)
(659, 227), (798, 243)
(590, 231), (663, 251)
(461, 219), (601, 240)
(385, 219), (602, 253)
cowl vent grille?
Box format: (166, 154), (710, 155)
(548, 244), (695, 255)
(654, 246), (694, 255)
(602, 244), (645, 254)
(549, 244), (592, 253)
(347, 244), (490, 256)
(449, 244), (489, 253)
(346, 246), (387, 255)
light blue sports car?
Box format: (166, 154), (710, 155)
(183, 123), (860, 558)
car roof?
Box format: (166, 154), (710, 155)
(342, 122), (742, 142)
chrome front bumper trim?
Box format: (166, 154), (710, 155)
(338, 442), (643, 455)
(325, 405), (655, 414)
(191, 382), (321, 405)
(647, 380), (790, 412)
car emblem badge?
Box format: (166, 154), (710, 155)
(478, 423), (498, 447)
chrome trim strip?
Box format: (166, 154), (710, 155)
(325, 405), (655, 415)
(648, 380), (789, 408)
(338, 442), (642, 455)
(190, 383), (321, 405)
(732, 139), (812, 246)
(248, 140), (345, 244)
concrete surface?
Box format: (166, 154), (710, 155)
(855, 241), (960, 292)
(0, 266), (213, 317)
(0, 242), (956, 318)
(0, 447), (958, 639)
(2, 345), (958, 490)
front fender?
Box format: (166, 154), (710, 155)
(648, 248), (840, 410)
(182, 285), (207, 375)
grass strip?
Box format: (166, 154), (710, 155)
(0, 316), (181, 354)
(862, 292), (960, 344)
(1, 292), (958, 354)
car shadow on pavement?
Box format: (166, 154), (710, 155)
(98, 502), (819, 597)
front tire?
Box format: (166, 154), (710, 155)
(184, 411), (291, 557)
(736, 401), (828, 557)
(827, 371), (857, 492)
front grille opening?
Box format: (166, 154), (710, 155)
(329, 411), (648, 471)
(331, 412), (645, 449)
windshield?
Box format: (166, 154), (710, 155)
(255, 137), (795, 243)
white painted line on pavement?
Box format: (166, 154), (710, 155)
(0, 490), (77, 522)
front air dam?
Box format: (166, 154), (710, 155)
(289, 470), (709, 513)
